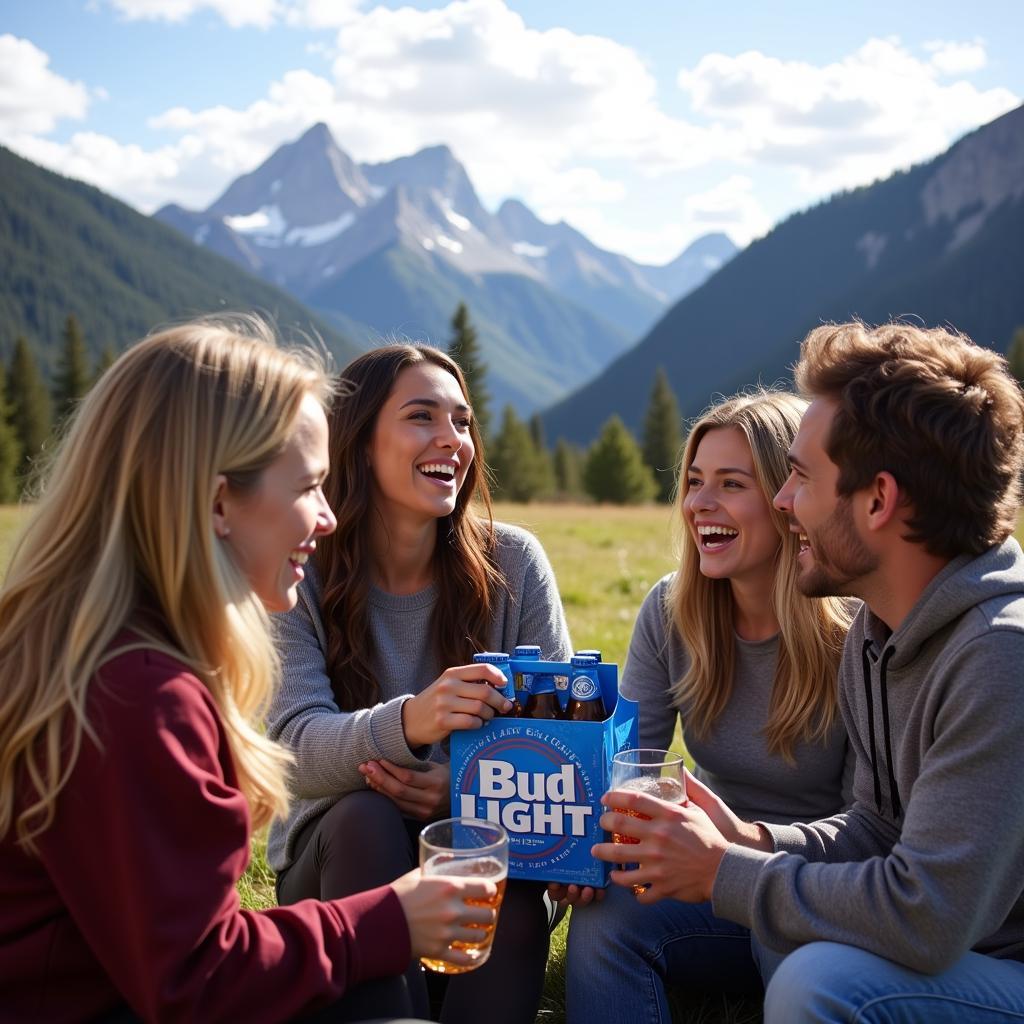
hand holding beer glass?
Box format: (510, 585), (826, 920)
(610, 749), (687, 894)
(418, 817), (509, 974)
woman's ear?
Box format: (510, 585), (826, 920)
(212, 473), (231, 539)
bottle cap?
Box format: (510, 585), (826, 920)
(513, 645), (542, 658)
(473, 652), (510, 664)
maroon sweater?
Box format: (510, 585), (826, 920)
(0, 648), (411, 1022)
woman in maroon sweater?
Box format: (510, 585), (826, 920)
(0, 318), (496, 1023)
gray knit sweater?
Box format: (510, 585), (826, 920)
(266, 521), (573, 872)
(714, 539), (1024, 970)
(623, 574), (851, 826)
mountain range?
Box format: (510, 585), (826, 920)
(543, 102), (1024, 445)
(0, 144), (358, 375)
(156, 123), (736, 412)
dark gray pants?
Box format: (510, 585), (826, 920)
(277, 790), (549, 1024)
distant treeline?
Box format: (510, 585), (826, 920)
(448, 302), (683, 505)
(1, 314), (110, 502)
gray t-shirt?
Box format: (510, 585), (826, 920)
(621, 574), (851, 825)
(266, 521), (573, 872)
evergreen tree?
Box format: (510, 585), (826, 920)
(528, 413), (546, 452)
(447, 302), (491, 442)
(641, 367), (683, 503)
(93, 343), (117, 384)
(54, 314), (91, 422)
(1007, 326), (1024, 386)
(489, 405), (551, 502)
(553, 437), (584, 499)
(7, 337), (53, 484)
(527, 412), (555, 496)
(583, 415), (657, 504)
(0, 362), (21, 504)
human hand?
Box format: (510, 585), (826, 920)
(359, 760), (451, 821)
(590, 787), (729, 904)
(546, 882), (605, 909)
(390, 867), (497, 966)
(402, 664), (513, 747)
(683, 771), (772, 850)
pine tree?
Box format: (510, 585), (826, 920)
(1007, 327), (1024, 386)
(0, 362), (21, 504)
(7, 337), (53, 484)
(553, 438), (584, 499)
(447, 302), (491, 442)
(528, 413), (546, 452)
(641, 367), (683, 503)
(93, 343), (117, 385)
(489, 405), (551, 502)
(527, 412), (555, 496)
(583, 415), (657, 504)
(54, 314), (90, 422)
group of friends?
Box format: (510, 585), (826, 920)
(0, 316), (1022, 1023)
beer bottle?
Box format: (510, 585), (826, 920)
(521, 667), (561, 720)
(472, 652), (515, 716)
(564, 654), (606, 722)
(511, 644), (541, 717)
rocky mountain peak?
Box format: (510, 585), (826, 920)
(208, 120), (374, 227)
(922, 103), (1024, 249)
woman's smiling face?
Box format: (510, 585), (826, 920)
(682, 426), (780, 589)
(367, 362), (475, 524)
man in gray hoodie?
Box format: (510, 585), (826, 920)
(593, 322), (1024, 1021)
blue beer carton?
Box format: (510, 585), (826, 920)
(449, 652), (638, 886)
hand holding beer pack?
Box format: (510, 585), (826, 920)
(390, 866), (497, 966)
(402, 663), (514, 747)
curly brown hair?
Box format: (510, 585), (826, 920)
(795, 321), (1024, 558)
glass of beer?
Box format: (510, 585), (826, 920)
(418, 817), (509, 974)
(610, 748), (687, 894)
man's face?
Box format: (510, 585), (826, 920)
(774, 398), (878, 598)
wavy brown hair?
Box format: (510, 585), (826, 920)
(667, 391), (853, 762)
(318, 344), (505, 710)
(796, 321), (1024, 558)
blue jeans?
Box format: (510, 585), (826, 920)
(566, 884), (762, 1024)
(763, 942), (1024, 1023)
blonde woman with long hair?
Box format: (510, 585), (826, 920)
(0, 319), (497, 1023)
(565, 390), (854, 1021)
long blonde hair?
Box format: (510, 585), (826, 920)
(667, 391), (852, 762)
(0, 316), (330, 851)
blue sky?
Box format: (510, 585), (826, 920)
(3, 0), (1022, 262)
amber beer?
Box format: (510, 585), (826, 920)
(418, 818), (509, 974)
(609, 750), (686, 894)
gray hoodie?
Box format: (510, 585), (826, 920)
(714, 538), (1024, 973)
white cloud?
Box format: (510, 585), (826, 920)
(104, 0), (280, 28)
(684, 175), (771, 246)
(283, 0), (364, 28)
(0, 35), (89, 136)
(925, 39), (987, 76)
(677, 37), (1018, 194)
(10, 130), (209, 210)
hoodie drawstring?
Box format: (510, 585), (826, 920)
(878, 646), (903, 819)
(861, 639), (883, 812)
(861, 638), (903, 819)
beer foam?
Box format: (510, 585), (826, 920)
(618, 775), (685, 804)
(423, 853), (507, 883)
